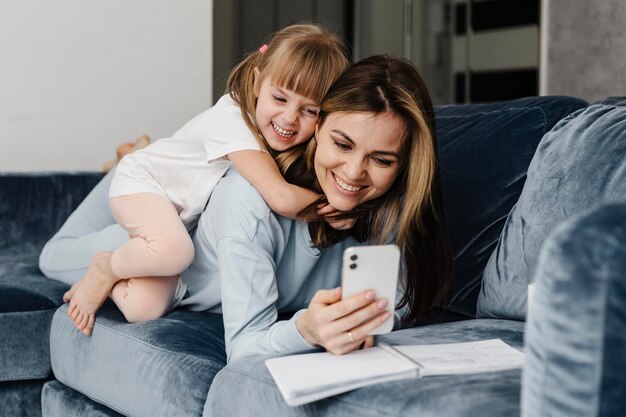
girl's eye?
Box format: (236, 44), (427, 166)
(273, 95), (286, 103)
(303, 108), (319, 117)
(334, 141), (351, 151)
(372, 157), (393, 167)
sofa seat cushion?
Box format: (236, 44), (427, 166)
(42, 380), (124, 417)
(205, 319), (524, 417)
(50, 302), (226, 417)
(0, 253), (67, 314)
(479, 97), (626, 320)
(0, 248), (68, 381)
(435, 96), (587, 316)
(0, 378), (49, 417)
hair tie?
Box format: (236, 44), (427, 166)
(259, 44), (269, 54)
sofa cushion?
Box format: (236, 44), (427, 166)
(478, 97), (626, 320)
(0, 379), (49, 417)
(0, 250), (67, 381)
(0, 172), (103, 382)
(435, 96), (587, 317)
(0, 173), (103, 250)
(205, 319), (525, 417)
(42, 381), (124, 417)
(50, 302), (226, 417)
(522, 203), (626, 417)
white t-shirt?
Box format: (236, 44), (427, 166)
(109, 94), (262, 229)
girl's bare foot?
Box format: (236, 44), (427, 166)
(102, 134), (151, 173)
(65, 252), (120, 336)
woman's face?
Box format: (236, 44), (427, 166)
(314, 111), (406, 212)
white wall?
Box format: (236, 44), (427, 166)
(0, 0), (212, 172)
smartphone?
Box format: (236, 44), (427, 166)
(341, 245), (400, 335)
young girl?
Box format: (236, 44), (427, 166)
(63, 23), (350, 336)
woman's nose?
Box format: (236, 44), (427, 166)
(343, 157), (366, 181)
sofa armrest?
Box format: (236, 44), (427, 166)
(521, 202), (626, 417)
(0, 172), (102, 249)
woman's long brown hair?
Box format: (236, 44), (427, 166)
(287, 55), (454, 323)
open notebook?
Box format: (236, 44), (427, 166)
(265, 339), (524, 406)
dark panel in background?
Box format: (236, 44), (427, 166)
(453, 0), (540, 103)
(456, 0), (539, 35)
(237, 0), (274, 60)
(455, 3), (467, 35)
(472, 0), (539, 32)
(455, 69), (538, 103)
(213, 0), (352, 101)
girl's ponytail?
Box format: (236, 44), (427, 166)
(226, 49), (267, 151)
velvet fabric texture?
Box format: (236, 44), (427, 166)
(205, 319), (525, 417)
(0, 379), (47, 417)
(50, 302), (227, 417)
(435, 96), (587, 316)
(0, 172), (103, 249)
(0, 173), (102, 382)
(0, 309), (54, 381)
(522, 203), (626, 417)
(479, 97), (626, 320)
(42, 381), (124, 417)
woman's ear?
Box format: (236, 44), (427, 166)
(253, 67), (261, 97)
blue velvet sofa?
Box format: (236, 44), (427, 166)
(2, 96), (625, 417)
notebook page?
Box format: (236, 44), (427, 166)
(395, 339), (524, 376)
(265, 347), (418, 404)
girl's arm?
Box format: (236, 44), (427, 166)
(228, 150), (320, 218)
(201, 170), (386, 361)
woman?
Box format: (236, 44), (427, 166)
(40, 55), (453, 361)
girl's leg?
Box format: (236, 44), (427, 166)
(109, 193), (195, 278)
(110, 275), (180, 323)
(66, 192), (193, 336)
(39, 170), (128, 285)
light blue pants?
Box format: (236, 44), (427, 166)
(38, 170), (128, 286)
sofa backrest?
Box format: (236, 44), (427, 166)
(0, 172), (103, 251)
(478, 97), (626, 320)
(434, 96), (588, 317)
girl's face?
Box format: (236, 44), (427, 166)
(314, 111), (406, 212)
(255, 76), (321, 152)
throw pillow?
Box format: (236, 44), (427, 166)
(435, 96), (587, 317)
(477, 97), (626, 320)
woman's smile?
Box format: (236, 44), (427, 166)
(332, 172), (364, 194)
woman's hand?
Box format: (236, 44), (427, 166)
(317, 204), (356, 230)
(297, 287), (391, 355)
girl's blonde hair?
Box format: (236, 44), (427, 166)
(288, 55), (453, 323)
(226, 23), (349, 172)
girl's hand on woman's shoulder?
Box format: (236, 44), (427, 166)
(317, 204), (356, 230)
(296, 287), (391, 355)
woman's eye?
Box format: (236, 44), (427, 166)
(372, 157), (393, 167)
(333, 141), (351, 151)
